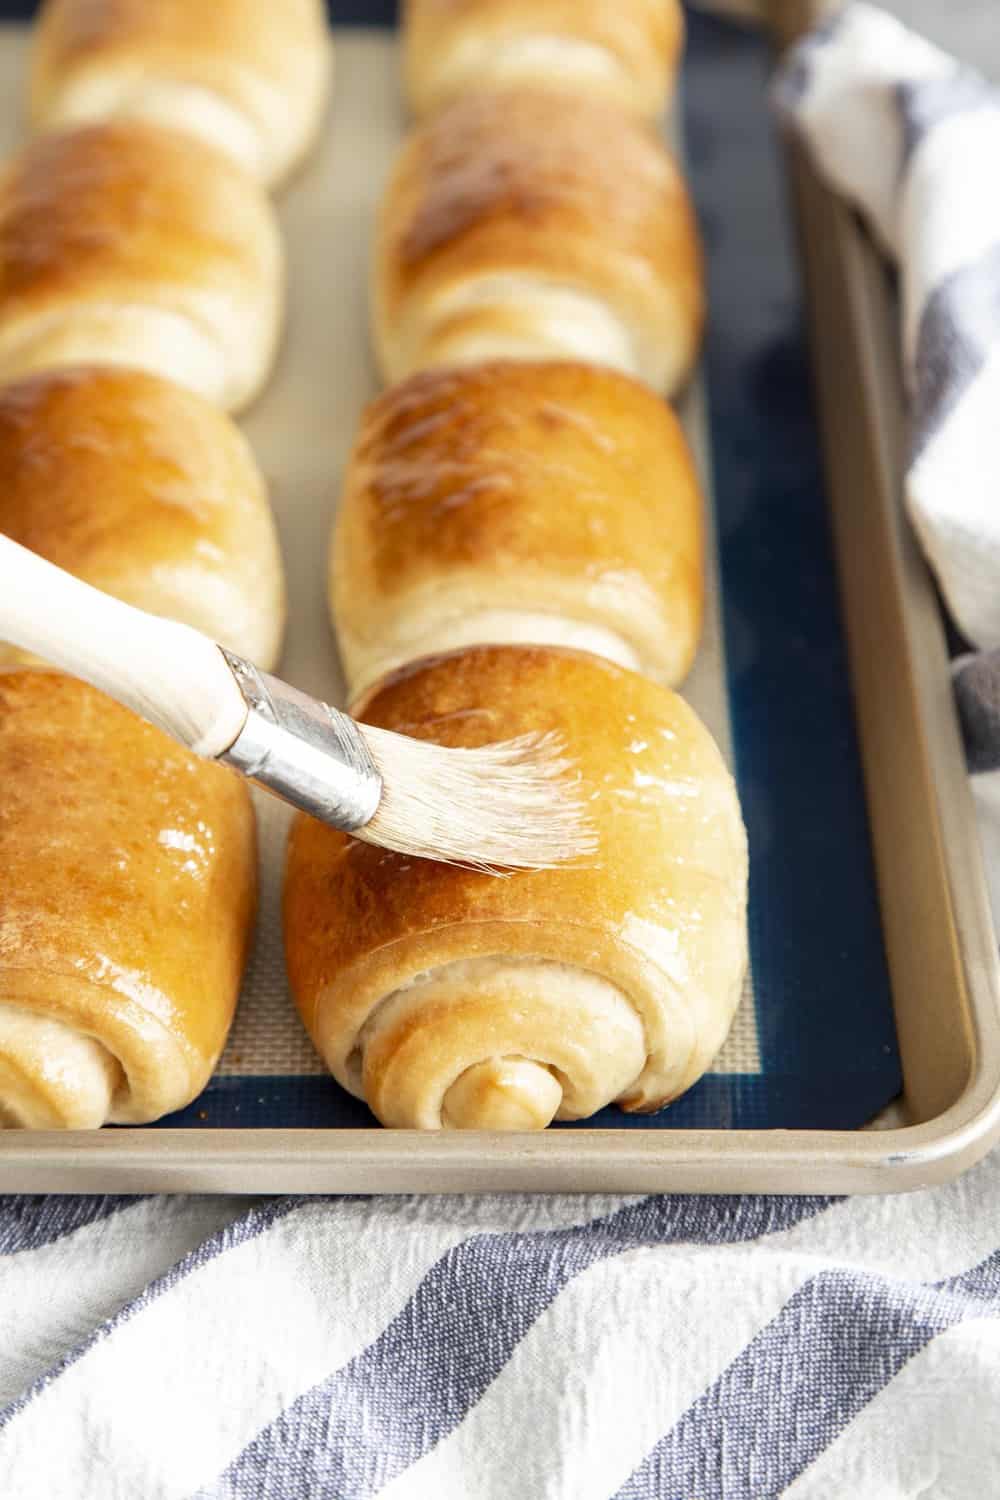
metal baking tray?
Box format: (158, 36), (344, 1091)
(2, 2), (998, 1193)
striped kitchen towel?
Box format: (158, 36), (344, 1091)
(776, 1), (1000, 937)
(2, 1173), (1000, 1497)
(775, 2), (1000, 658)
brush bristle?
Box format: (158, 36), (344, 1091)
(356, 724), (596, 870)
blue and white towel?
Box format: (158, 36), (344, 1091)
(9, 9), (1000, 1497)
(2, 1176), (1000, 1497)
(776, 2), (1000, 789)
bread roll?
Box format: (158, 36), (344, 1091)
(373, 89), (703, 393)
(403, 0), (683, 121)
(284, 645), (747, 1131)
(0, 122), (282, 411)
(0, 670), (256, 1128)
(332, 361), (703, 697)
(0, 366), (285, 671)
(30, 0), (332, 189)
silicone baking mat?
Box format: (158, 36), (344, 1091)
(0, 3), (902, 1131)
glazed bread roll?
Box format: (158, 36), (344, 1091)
(284, 646), (747, 1131)
(373, 88), (703, 393)
(0, 670), (256, 1129)
(30, 0), (332, 189)
(332, 361), (703, 697)
(0, 121), (282, 411)
(0, 366), (285, 671)
(403, 0), (684, 121)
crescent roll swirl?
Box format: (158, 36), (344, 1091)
(0, 671), (256, 1129)
(0, 121), (283, 411)
(403, 0), (684, 121)
(332, 361), (704, 698)
(0, 366), (285, 672)
(283, 645), (748, 1131)
(373, 88), (703, 393)
(30, 0), (333, 189)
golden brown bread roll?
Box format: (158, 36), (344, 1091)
(332, 361), (703, 697)
(30, 0), (332, 189)
(0, 121), (282, 411)
(403, 0), (684, 121)
(0, 366), (285, 671)
(0, 670), (256, 1128)
(373, 88), (703, 393)
(284, 646), (747, 1131)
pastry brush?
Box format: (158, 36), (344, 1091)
(0, 535), (593, 869)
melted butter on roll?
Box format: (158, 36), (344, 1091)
(403, 0), (683, 121)
(0, 1006), (124, 1128)
(284, 645), (748, 1132)
(332, 361), (703, 697)
(30, 0), (332, 188)
(0, 670), (257, 1130)
(0, 366), (285, 672)
(373, 88), (703, 394)
(0, 121), (282, 411)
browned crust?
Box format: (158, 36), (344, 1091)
(0, 121), (273, 322)
(0, 364), (267, 583)
(376, 89), (703, 378)
(0, 670), (256, 1110)
(284, 646), (747, 1113)
(403, 0), (684, 116)
(31, 0), (328, 109)
(334, 360), (703, 679)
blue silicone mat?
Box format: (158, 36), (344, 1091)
(75, 3), (899, 1132)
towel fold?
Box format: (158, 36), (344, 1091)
(776, 0), (1000, 951)
(777, 3), (1000, 663)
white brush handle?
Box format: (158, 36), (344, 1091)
(0, 534), (247, 757)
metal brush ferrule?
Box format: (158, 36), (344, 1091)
(216, 650), (382, 831)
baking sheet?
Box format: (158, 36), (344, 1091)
(0, 6), (902, 1133)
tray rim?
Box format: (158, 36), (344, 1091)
(4, 0), (1000, 1193)
(3, 1069), (1000, 1194)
